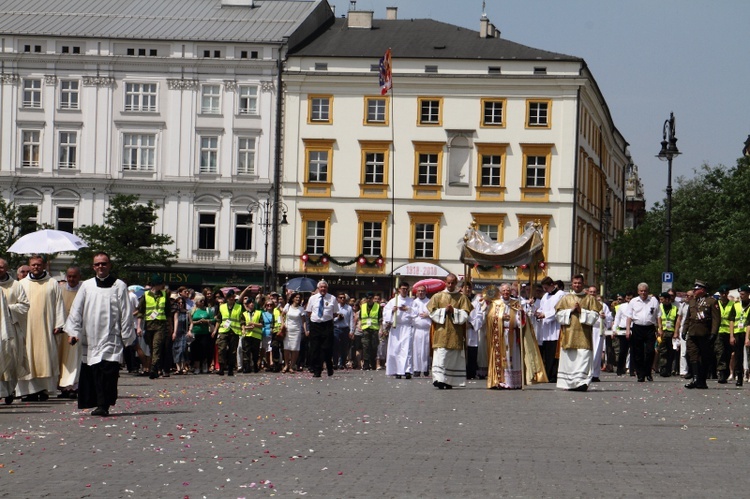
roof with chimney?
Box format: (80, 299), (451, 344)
(0, 0), (325, 43)
(289, 15), (581, 62)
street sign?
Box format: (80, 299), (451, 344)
(662, 272), (673, 283)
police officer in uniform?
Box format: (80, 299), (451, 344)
(657, 292), (678, 377)
(212, 289), (242, 376)
(360, 292), (381, 371)
(684, 280), (720, 389)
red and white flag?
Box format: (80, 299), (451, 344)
(378, 48), (392, 95)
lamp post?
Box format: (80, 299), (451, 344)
(248, 195), (288, 293)
(657, 112), (680, 275)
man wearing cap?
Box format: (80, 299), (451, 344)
(359, 292), (381, 371)
(212, 289), (242, 376)
(535, 276), (564, 383)
(657, 292), (678, 377)
(734, 285), (750, 386)
(714, 285), (735, 384)
(625, 283), (660, 382)
(305, 280), (339, 377)
(683, 280), (720, 389)
(137, 275), (172, 379)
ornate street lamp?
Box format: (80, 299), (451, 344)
(248, 195), (288, 292)
(657, 112), (680, 274)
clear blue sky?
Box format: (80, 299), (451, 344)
(328, 0), (750, 208)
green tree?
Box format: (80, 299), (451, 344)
(0, 199), (42, 268)
(74, 194), (178, 282)
(608, 157), (750, 293)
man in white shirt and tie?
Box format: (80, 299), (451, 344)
(305, 280), (340, 378)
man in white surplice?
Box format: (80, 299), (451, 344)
(383, 282), (416, 379)
(411, 285), (432, 377)
(0, 258), (29, 404)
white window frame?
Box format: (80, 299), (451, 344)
(525, 155), (547, 187)
(528, 101), (549, 127)
(199, 136), (219, 174)
(22, 79), (42, 108)
(310, 96), (330, 122)
(417, 153), (439, 185)
(362, 221), (382, 257)
(236, 137), (256, 175)
(307, 150), (329, 183)
(480, 154), (502, 186)
(59, 80), (80, 110)
(122, 133), (156, 171)
(366, 97), (387, 124)
(197, 212), (217, 250)
(414, 223), (435, 259)
(21, 130), (41, 168)
(478, 223), (499, 242)
(56, 206), (76, 232)
(305, 220), (326, 255)
(58, 130), (78, 169)
(124, 82), (158, 112)
(201, 85), (221, 114)
(364, 152), (385, 184)
(234, 212), (253, 251)
(238, 85), (258, 115)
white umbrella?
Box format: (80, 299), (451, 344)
(8, 229), (88, 254)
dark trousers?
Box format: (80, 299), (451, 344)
(616, 335), (630, 375)
(216, 333), (239, 372)
(78, 360), (119, 410)
(362, 328), (379, 369)
(657, 332), (675, 376)
(686, 334), (713, 381)
(190, 334), (213, 368)
(144, 320), (167, 373)
(466, 345), (478, 379)
(333, 327), (351, 367)
(309, 320), (334, 376)
(241, 336), (261, 372)
(631, 324), (656, 379)
(541, 340), (558, 382)
(714, 333), (732, 373)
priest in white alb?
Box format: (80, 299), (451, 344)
(383, 281), (415, 379)
(0, 257), (30, 404)
(17, 255), (65, 401)
(57, 266), (82, 398)
(555, 274), (602, 391)
(65, 252), (135, 417)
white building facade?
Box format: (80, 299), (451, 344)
(0, 0), (332, 285)
(279, 9), (629, 295)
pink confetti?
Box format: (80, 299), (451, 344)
(183, 482), (190, 486)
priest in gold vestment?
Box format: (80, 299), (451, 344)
(427, 274), (472, 389)
(17, 256), (66, 400)
(554, 274), (602, 391)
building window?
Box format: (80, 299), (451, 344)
(198, 213), (216, 250)
(236, 137), (256, 175)
(364, 96), (388, 125)
(481, 99), (505, 127)
(408, 212), (441, 261)
(20, 206), (38, 235)
(56, 207), (75, 232)
(302, 139), (335, 197)
(308, 95), (332, 124)
(364, 152), (385, 184)
(234, 213), (253, 251)
(475, 143), (508, 201)
(58, 131), (78, 169)
(526, 155), (547, 187)
(526, 100), (551, 128)
(355, 210), (389, 273)
(201, 85), (221, 114)
(358, 141), (390, 198)
(520, 144), (553, 202)
(199, 136), (219, 174)
(299, 209), (332, 265)
(21, 130), (40, 167)
(22, 79), (42, 108)
(414, 223), (435, 259)
(478, 223), (499, 241)
(417, 97), (441, 125)
(362, 221), (382, 257)
(124, 83), (157, 112)
(122, 133), (156, 171)
(60, 80), (79, 110)
(305, 220), (326, 255)
(238, 85), (258, 115)
(412, 142), (444, 199)
(417, 153), (439, 185)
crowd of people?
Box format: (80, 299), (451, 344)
(1, 253), (747, 417)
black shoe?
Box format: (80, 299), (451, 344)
(737, 378), (743, 387)
(57, 391), (69, 399)
(423, 372), (429, 377)
(162, 371), (170, 378)
(413, 372), (420, 377)
(327, 368), (334, 376)
(718, 378), (727, 384)
(637, 378), (645, 382)
(4, 395), (14, 405)
(444, 383), (453, 389)
(405, 373), (412, 379)
(591, 377), (600, 383)
(395, 375), (402, 379)
(646, 375), (653, 382)
(216, 369), (225, 376)
(570, 384), (588, 392)
(91, 406), (109, 417)
(313, 373), (322, 377)
(683, 373), (694, 379)
(227, 369), (234, 376)
(433, 380), (444, 389)
(149, 370), (158, 379)
(685, 380), (708, 389)
(38, 392), (49, 401)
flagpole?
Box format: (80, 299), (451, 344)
(389, 69), (395, 296)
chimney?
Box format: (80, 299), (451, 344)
(348, 10), (374, 29)
(480, 15), (490, 38)
(386, 6), (398, 20)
